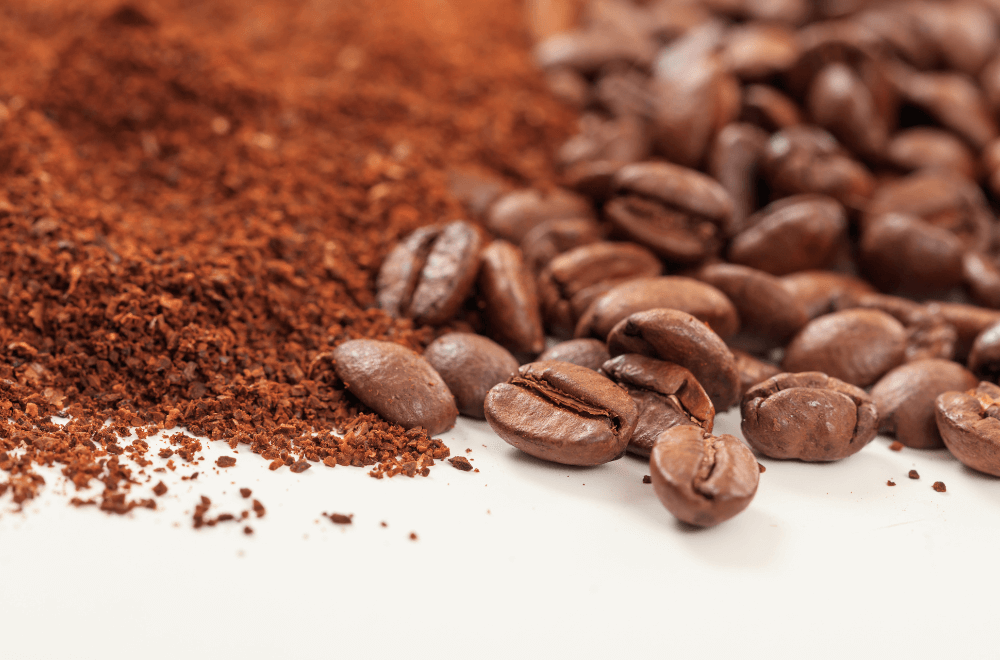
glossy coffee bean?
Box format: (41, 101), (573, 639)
(333, 339), (458, 436)
(709, 123), (769, 236)
(807, 62), (888, 158)
(478, 241), (545, 355)
(600, 354), (715, 458)
(968, 320), (1000, 381)
(574, 276), (739, 341)
(519, 217), (603, 274)
(742, 372), (878, 461)
(936, 381), (1000, 477)
(375, 221), (483, 326)
(650, 426), (759, 528)
(483, 360), (639, 466)
(424, 333), (519, 419)
(732, 348), (781, 398)
(859, 213), (965, 295)
(538, 338), (610, 371)
(962, 251), (1000, 309)
(534, 29), (656, 76)
(486, 188), (593, 243)
(781, 270), (875, 320)
(740, 84), (803, 132)
(607, 308), (740, 411)
(886, 128), (977, 179)
(871, 359), (978, 450)
(783, 309), (907, 387)
(720, 21), (800, 81)
(924, 301), (1000, 362)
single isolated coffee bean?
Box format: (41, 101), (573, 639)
(732, 348), (781, 398)
(483, 360), (639, 466)
(600, 354), (714, 458)
(333, 339), (458, 436)
(607, 308), (740, 411)
(649, 426), (759, 528)
(742, 372), (878, 461)
(424, 333), (519, 419)
(537, 338), (610, 371)
(477, 240), (545, 355)
(375, 220), (483, 325)
(871, 359), (979, 450)
(936, 382), (1000, 477)
(783, 308), (907, 387)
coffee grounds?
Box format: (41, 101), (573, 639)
(325, 512), (353, 525)
(909, 470), (921, 480)
(239, 488), (251, 498)
(216, 456), (236, 468)
(0, 0), (574, 514)
(889, 442), (905, 452)
(887, 480), (896, 487)
(933, 482), (947, 493)
(449, 456), (473, 472)
(642, 475), (652, 484)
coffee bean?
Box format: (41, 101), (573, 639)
(447, 169), (510, 218)
(538, 338), (610, 371)
(742, 372), (878, 461)
(967, 320), (1000, 381)
(606, 162), (732, 264)
(519, 217), (603, 274)
(886, 128), (977, 179)
(649, 426), (759, 528)
(534, 29), (656, 76)
(916, 2), (998, 76)
(574, 276), (739, 341)
(607, 308), (740, 411)
(709, 123), (769, 236)
(924, 301), (1000, 362)
(936, 381), (1000, 477)
(333, 339), (458, 436)
(732, 348), (781, 398)
(871, 359), (979, 449)
(962, 251), (1000, 309)
(783, 309), (907, 387)
(720, 22), (799, 81)
(537, 241), (661, 337)
(729, 194), (847, 276)
(424, 333), (519, 419)
(483, 360), (639, 466)
(859, 213), (965, 295)
(486, 188), (593, 243)
(478, 240), (545, 355)
(807, 62), (888, 158)
(740, 84), (803, 132)
(557, 114), (649, 172)
(832, 290), (926, 326)
(983, 138), (1000, 199)
(904, 316), (958, 363)
(375, 221), (483, 325)
(781, 270), (875, 320)
(600, 354), (714, 458)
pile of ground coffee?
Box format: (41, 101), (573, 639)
(0, 0), (576, 511)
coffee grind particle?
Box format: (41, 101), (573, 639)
(409, 532), (418, 541)
(889, 442), (905, 452)
(642, 475), (652, 484)
(152, 481), (168, 497)
(887, 480), (896, 487)
(252, 500), (266, 518)
(449, 457), (474, 472)
(933, 482), (947, 493)
(289, 461), (312, 474)
(239, 488), (252, 498)
(909, 470), (920, 480)
(244, 526), (254, 535)
(758, 464), (766, 473)
(325, 513), (354, 525)
(216, 457), (237, 468)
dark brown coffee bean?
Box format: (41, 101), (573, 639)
(732, 348), (782, 398)
(537, 241), (662, 338)
(742, 371), (878, 461)
(601, 354), (714, 458)
(720, 22), (800, 80)
(486, 188), (593, 243)
(832, 290), (926, 325)
(692, 263), (810, 348)
(904, 316), (958, 363)
(968, 320), (1000, 381)
(375, 221), (483, 325)
(807, 62), (888, 158)
(558, 114), (649, 172)
(333, 339), (458, 436)
(538, 338), (610, 371)
(709, 123), (769, 236)
(424, 333), (519, 419)
(859, 213), (965, 295)
(924, 301), (1000, 362)
(871, 359), (979, 450)
(729, 194), (847, 276)
(740, 84), (803, 132)
(607, 308), (740, 411)
(478, 241), (545, 355)
(575, 276), (739, 341)
(910, 1), (998, 76)
(983, 138), (1000, 199)
(936, 381), (1000, 477)
(649, 426), (759, 528)
(886, 128), (977, 179)
(783, 309), (907, 387)
(483, 360), (639, 466)
(781, 270), (875, 320)
(519, 218), (603, 275)
(606, 161), (732, 263)
(962, 251), (1000, 309)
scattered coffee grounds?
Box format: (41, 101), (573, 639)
(409, 532), (418, 541)
(449, 456), (474, 472)
(252, 499), (266, 518)
(889, 442), (905, 452)
(887, 480), (896, 487)
(380, 521), (388, 528)
(909, 470), (921, 480)
(152, 481), (168, 496)
(239, 488), (252, 498)
(289, 460), (311, 474)
(642, 475), (652, 484)
(325, 513), (353, 525)
(216, 457), (236, 468)
(933, 482), (947, 493)
(243, 526), (254, 535)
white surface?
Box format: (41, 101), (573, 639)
(1, 409), (997, 660)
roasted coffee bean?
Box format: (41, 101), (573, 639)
(601, 354), (714, 458)
(478, 241), (545, 355)
(911, 1), (998, 76)
(519, 217), (603, 274)
(606, 161), (732, 264)
(607, 308), (740, 411)
(486, 188), (593, 243)
(537, 241), (662, 337)
(543, 67), (591, 108)
(557, 114), (649, 172)
(534, 28), (656, 76)
(424, 333), (520, 419)
(904, 316), (957, 362)
(702, 0), (809, 25)
(962, 251), (1000, 309)
(740, 84), (803, 132)
(783, 309), (907, 387)
(375, 220), (483, 325)
(729, 194), (847, 276)
(720, 21), (800, 81)
(886, 128), (977, 179)
(692, 263), (810, 348)
(333, 339), (458, 436)
(649, 425), (759, 528)
(924, 301), (1000, 362)
(447, 169), (510, 218)
(859, 213), (965, 295)
(983, 138), (1000, 199)
(807, 62), (888, 158)
(483, 360), (639, 466)
(936, 381), (1000, 477)
(742, 372), (878, 461)
(832, 290), (926, 326)
(538, 338), (610, 371)
(574, 276), (739, 341)
(709, 123), (769, 236)
(781, 270), (875, 320)
(871, 359), (978, 449)
(732, 348), (781, 398)
(968, 320), (1000, 381)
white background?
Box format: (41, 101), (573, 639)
(2, 408), (998, 659)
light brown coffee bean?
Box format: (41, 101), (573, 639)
(732, 348), (781, 398)
(936, 381), (1000, 477)
(425, 333), (520, 419)
(720, 21), (800, 80)
(807, 62), (888, 158)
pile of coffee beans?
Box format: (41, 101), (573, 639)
(344, 0), (1000, 527)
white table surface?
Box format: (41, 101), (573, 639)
(2, 407), (997, 659)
